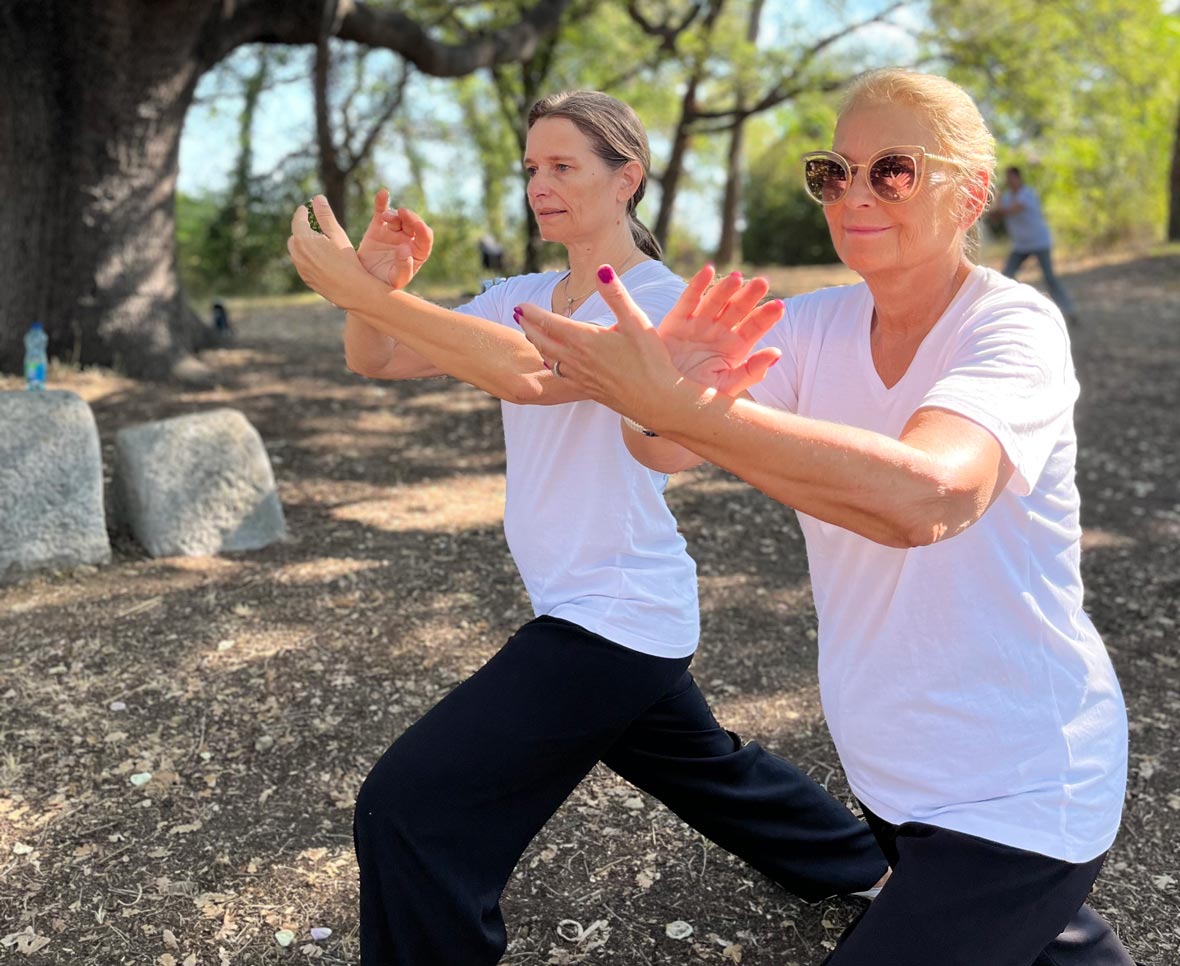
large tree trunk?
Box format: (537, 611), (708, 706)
(0, 0), (571, 378)
(0, 1), (212, 379)
(714, 121), (746, 269)
(1169, 96), (1180, 243)
(653, 75), (699, 252)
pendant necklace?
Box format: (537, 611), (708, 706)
(561, 247), (640, 316)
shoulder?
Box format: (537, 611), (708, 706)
(784, 281), (871, 326)
(626, 260), (686, 298)
(952, 267), (1070, 359)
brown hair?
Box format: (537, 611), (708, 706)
(841, 69), (995, 255)
(527, 91), (662, 260)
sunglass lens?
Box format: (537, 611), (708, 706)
(805, 158), (848, 204)
(869, 154), (918, 202)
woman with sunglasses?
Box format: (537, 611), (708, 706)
(288, 90), (887, 966)
(516, 69), (1132, 965)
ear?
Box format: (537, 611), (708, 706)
(961, 170), (990, 228)
(616, 160), (643, 205)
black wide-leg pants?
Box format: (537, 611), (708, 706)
(821, 806), (1135, 966)
(354, 616), (887, 965)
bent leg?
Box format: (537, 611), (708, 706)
(824, 815), (1134, 966)
(600, 672), (886, 902)
(1003, 249), (1030, 278)
(354, 617), (691, 966)
(1033, 248), (1077, 317)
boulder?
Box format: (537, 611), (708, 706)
(113, 408), (286, 557)
(0, 390), (111, 582)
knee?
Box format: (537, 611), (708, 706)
(354, 741), (429, 840)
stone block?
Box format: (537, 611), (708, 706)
(113, 408), (286, 558)
(0, 390), (111, 582)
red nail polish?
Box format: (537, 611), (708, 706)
(597, 266), (615, 284)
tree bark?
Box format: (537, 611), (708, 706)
(1169, 95), (1180, 243)
(0, 0), (571, 378)
(653, 74), (699, 252)
(714, 0), (763, 268)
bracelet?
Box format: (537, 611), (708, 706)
(622, 415), (659, 438)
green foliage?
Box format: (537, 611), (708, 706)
(741, 100), (839, 266)
(926, 0), (1180, 249)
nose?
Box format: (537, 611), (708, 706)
(843, 167), (876, 207)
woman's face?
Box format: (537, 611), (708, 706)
(825, 102), (965, 279)
(524, 117), (636, 246)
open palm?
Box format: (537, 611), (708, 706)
(658, 267), (783, 396)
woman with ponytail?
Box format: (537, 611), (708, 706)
(288, 90), (887, 966)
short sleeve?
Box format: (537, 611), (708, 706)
(453, 279), (512, 327)
(920, 298), (1077, 495)
(746, 297), (802, 413)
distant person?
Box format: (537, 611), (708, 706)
(211, 301), (232, 337)
(288, 90), (886, 966)
(991, 166), (1078, 325)
(478, 232), (505, 273)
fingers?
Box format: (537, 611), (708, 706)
(731, 296), (785, 346)
(373, 187), (390, 217)
(716, 346), (782, 398)
(515, 302), (602, 364)
(594, 264), (656, 333)
(310, 195), (353, 250)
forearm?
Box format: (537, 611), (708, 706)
(622, 418), (705, 473)
(653, 384), (981, 548)
(343, 313), (442, 380)
(347, 276), (586, 405)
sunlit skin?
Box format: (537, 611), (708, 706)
(523, 116), (645, 309)
(822, 104), (988, 383)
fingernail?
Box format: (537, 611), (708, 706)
(542, 361), (551, 370)
(729, 271), (743, 280)
(513, 305), (523, 321)
(769, 356), (780, 368)
(597, 266), (615, 284)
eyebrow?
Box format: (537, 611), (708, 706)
(522, 154), (577, 165)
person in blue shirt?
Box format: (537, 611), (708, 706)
(990, 166), (1078, 326)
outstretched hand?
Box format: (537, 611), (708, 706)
(657, 265), (783, 393)
(357, 188), (434, 289)
(287, 195), (374, 309)
(514, 264), (783, 430)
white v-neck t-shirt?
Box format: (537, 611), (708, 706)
(456, 260), (699, 658)
(748, 265), (1127, 863)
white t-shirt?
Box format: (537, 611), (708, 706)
(1001, 184), (1053, 252)
(456, 260), (699, 658)
(748, 265), (1127, 862)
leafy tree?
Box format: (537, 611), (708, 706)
(925, 0), (1180, 248)
(741, 98), (839, 266)
(0, 0), (572, 379)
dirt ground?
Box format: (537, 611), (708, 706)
(1, 251), (1178, 965)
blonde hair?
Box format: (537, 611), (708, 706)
(841, 69), (995, 254)
(527, 91), (662, 260)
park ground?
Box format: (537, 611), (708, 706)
(1, 249), (1178, 965)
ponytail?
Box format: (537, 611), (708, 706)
(629, 215), (662, 260)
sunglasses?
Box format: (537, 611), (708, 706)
(802, 145), (958, 205)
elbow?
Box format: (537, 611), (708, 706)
(894, 482), (983, 549)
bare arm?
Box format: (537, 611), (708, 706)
(288, 195), (585, 404)
(518, 266), (1013, 548)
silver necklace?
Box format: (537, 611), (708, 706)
(561, 248), (640, 316)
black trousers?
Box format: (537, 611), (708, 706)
(354, 616), (887, 965)
(822, 806), (1135, 966)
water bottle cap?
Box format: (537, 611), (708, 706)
(30, 322), (43, 331)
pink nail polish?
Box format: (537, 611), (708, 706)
(513, 305), (523, 321)
(597, 266), (615, 284)
(730, 271), (743, 280)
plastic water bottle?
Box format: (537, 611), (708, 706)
(24, 322), (48, 390)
